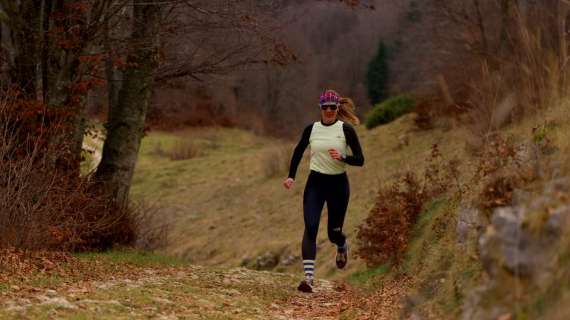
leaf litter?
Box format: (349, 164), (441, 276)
(0, 248), (411, 319)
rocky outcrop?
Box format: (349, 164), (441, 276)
(241, 251), (300, 271)
(462, 178), (570, 320)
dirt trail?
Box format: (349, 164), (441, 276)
(0, 262), (408, 319)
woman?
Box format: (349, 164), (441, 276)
(283, 89), (364, 293)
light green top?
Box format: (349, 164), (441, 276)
(309, 120), (347, 175)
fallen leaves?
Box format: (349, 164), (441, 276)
(0, 248), (411, 319)
(274, 276), (412, 320)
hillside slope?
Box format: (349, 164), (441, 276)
(130, 116), (468, 280)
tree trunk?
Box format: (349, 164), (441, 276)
(44, 0), (88, 175)
(5, 0), (42, 98)
(95, 0), (161, 206)
(104, 16), (123, 115)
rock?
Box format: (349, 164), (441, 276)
(479, 206), (533, 277)
(242, 251), (280, 270)
(39, 296), (77, 309)
(240, 255), (252, 267)
(256, 252), (279, 270)
(544, 205), (570, 240)
(456, 207), (483, 243)
(467, 199), (570, 320)
(280, 254), (299, 266)
(45, 289), (58, 297)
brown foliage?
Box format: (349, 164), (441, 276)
(356, 145), (461, 266)
(470, 134), (535, 213)
(148, 85), (237, 130)
(0, 248), (76, 277)
(0, 95), (150, 251)
(397, 1), (568, 134)
(413, 99), (436, 130)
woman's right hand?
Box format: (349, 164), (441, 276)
(283, 178), (294, 189)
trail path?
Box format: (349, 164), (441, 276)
(0, 260), (408, 319)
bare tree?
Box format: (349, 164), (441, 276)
(95, 0), (161, 206)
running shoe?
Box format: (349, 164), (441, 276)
(297, 278), (314, 293)
(336, 241), (348, 269)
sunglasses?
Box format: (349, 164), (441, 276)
(320, 104), (338, 111)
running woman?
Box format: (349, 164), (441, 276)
(283, 89), (364, 293)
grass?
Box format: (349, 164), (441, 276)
(404, 197), (451, 272)
(0, 249), (301, 319)
(125, 113), (472, 281)
(385, 97), (570, 319)
(75, 249), (187, 267)
(347, 264), (391, 286)
(72, 96), (570, 318)
(390, 197), (483, 319)
(29, 275), (65, 287)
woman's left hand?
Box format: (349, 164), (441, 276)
(328, 149), (342, 160)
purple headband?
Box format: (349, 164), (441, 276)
(319, 90), (340, 106)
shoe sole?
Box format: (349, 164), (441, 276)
(336, 243), (348, 269)
(297, 282), (313, 293)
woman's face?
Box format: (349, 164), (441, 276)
(320, 104), (338, 124)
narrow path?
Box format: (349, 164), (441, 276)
(0, 255), (409, 319)
(277, 277), (411, 320)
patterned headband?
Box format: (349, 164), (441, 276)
(319, 90), (340, 106)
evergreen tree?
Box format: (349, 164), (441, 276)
(366, 41), (389, 105)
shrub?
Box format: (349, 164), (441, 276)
(365, 95), (415, 129)
(0, 94), (141, 251)
(262, 145), (291, 179)
(169, 139), (202, 161)
(131, 202), (171, 251)
(469, 134), (537, 214)
(413, 99), (434, 130)
(356, 145), (461, 266)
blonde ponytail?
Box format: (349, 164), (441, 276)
(338, 97), (360, 126)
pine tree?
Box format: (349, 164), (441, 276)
(366, 41), (389, 105)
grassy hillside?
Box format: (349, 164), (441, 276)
(75, 98), (570, 318)
(129, 116), (470, 280)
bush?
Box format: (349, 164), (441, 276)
(356, 145), (461, 266)
(0, 95), (140, 251)
(169, 139), (202, 161)
(150, 139), (203, 161)
(261, 145), (291, 179)
(469, 134), (536, 214)
(365, 95), (415, 129)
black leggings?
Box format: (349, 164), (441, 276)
(302, 170), (350, 260)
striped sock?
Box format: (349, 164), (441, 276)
(303, 259), (315, 280)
